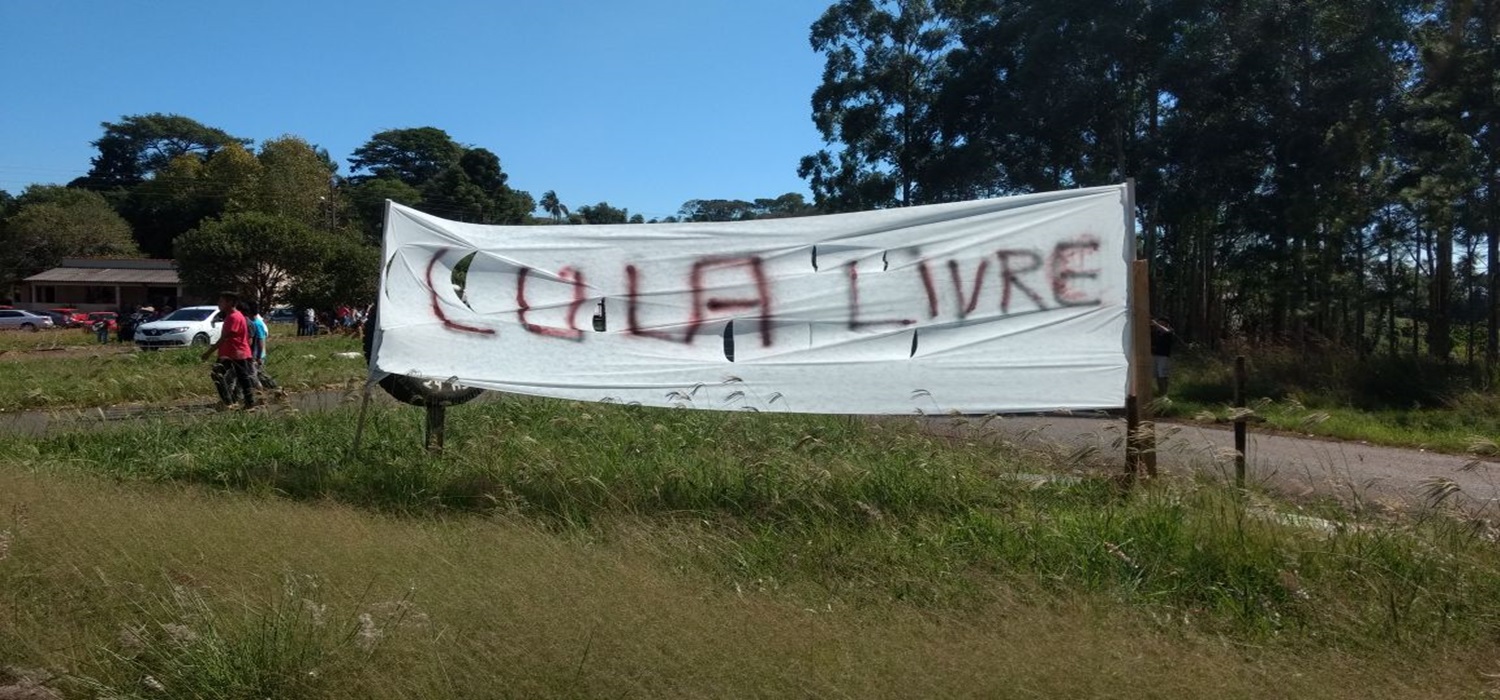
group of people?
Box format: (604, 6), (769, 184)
(296, 305), (369, 337)
(87, 305), (172, 345)
(202, 292), (278, 410)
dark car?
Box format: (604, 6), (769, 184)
(36, 310), (70, 328)
(46, 308), (86, 328)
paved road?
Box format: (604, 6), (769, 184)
(921, 413), (1499, 510)
(4, 390), (1493, 510)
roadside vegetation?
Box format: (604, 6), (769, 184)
(1164, 347), (1500, 457)
(0, 334), (363, 411)
(0, 327), (101, 352)
(3, 399), (1499, 697)
(6, 330), (1496, 460)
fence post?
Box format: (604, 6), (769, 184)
(425, 403), (446, 452)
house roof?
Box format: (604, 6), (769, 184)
(24, 266), (180, 286)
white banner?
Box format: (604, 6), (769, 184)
(373, 185), (1134, 414)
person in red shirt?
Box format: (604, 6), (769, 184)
(202, 291), (256, 409)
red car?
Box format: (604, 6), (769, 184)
(85, 311), (119, 332)
(46, 308), (87, 327)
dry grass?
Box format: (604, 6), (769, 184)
(1, 468), (1490, 699)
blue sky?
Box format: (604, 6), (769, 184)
(0, 0), (830, 220)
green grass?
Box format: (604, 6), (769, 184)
(0, 334), (365, 410)
(8, 468), (1482, 699)
(6, 398), (1500, 652)
(0, 327), (98, 351)
(1164, 348), (1500, 455)
(6, 399), (1500, 696)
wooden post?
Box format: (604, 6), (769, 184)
(424, 403), (446, 452)
(1129, 259), (1156, 477)
(1233, 355), (1247, 489)
(348, 380), (376, 457)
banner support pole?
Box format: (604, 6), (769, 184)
(1125, 179), (1157, 478)
(349, 379), (376, 457)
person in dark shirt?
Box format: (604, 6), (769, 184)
(1150, 317), (1175, 395)
(202, 291), (256, 409)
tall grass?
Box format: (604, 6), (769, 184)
(73, 575), (401, 699)
(1, 467), (1490, 699)
(6, 398), (1500, 651)
(1166, 347), (1500, 453)
(0, 327), (98, 352)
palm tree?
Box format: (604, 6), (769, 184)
(540, 190), (566, 222)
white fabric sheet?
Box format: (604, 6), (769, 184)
(373, 185), (1134, 414)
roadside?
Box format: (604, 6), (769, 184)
(924, 413), (1500, 510)
(2, 379), (1493, 512)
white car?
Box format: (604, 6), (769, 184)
(133, 306), (224, 349)
(0, 309), (55, 331)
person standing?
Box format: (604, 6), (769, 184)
(202, 292), (256, 410)
(247, 304), (279, 391)
(1150, 317), (1175, 396)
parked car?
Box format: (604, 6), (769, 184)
(84, 311), (119, 332)
(46, 308), (87, 328)
(133, 306), (223, 349)
(35, 310), (71, 328)
(267, 306), (297, 324)
(0, 309), (56, 331)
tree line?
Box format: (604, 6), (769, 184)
(802, 0), (1498, 375)
(3, 0), (1493, 376)
(0, 115), (811, 310)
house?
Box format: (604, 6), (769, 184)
(19, 258), (190, 312)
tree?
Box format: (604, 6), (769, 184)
(753, 193), (817, 218)
(677, 193), (817, 222)
(201, 143), (265, 215)
(173, 212), (329, 310)
(348, 127), (464, 186)
(346, 176), (422, 245)
(800, 0), (957, 211)
(422, 148), (535, 225)
(348, 129), (532, 229)
(0, 186), (138, 287)
(254, 136), (336, 231)
(539, 190), (567, 222)
(574, 201), (629, 224)
(285, 236), (381, 311)
(123, 153), (221, 257)
(67, 115), (251, 257)
(678, 199), (757, 222)
(72, 113), (250, 190)
(1406, 0), (1500, 368)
